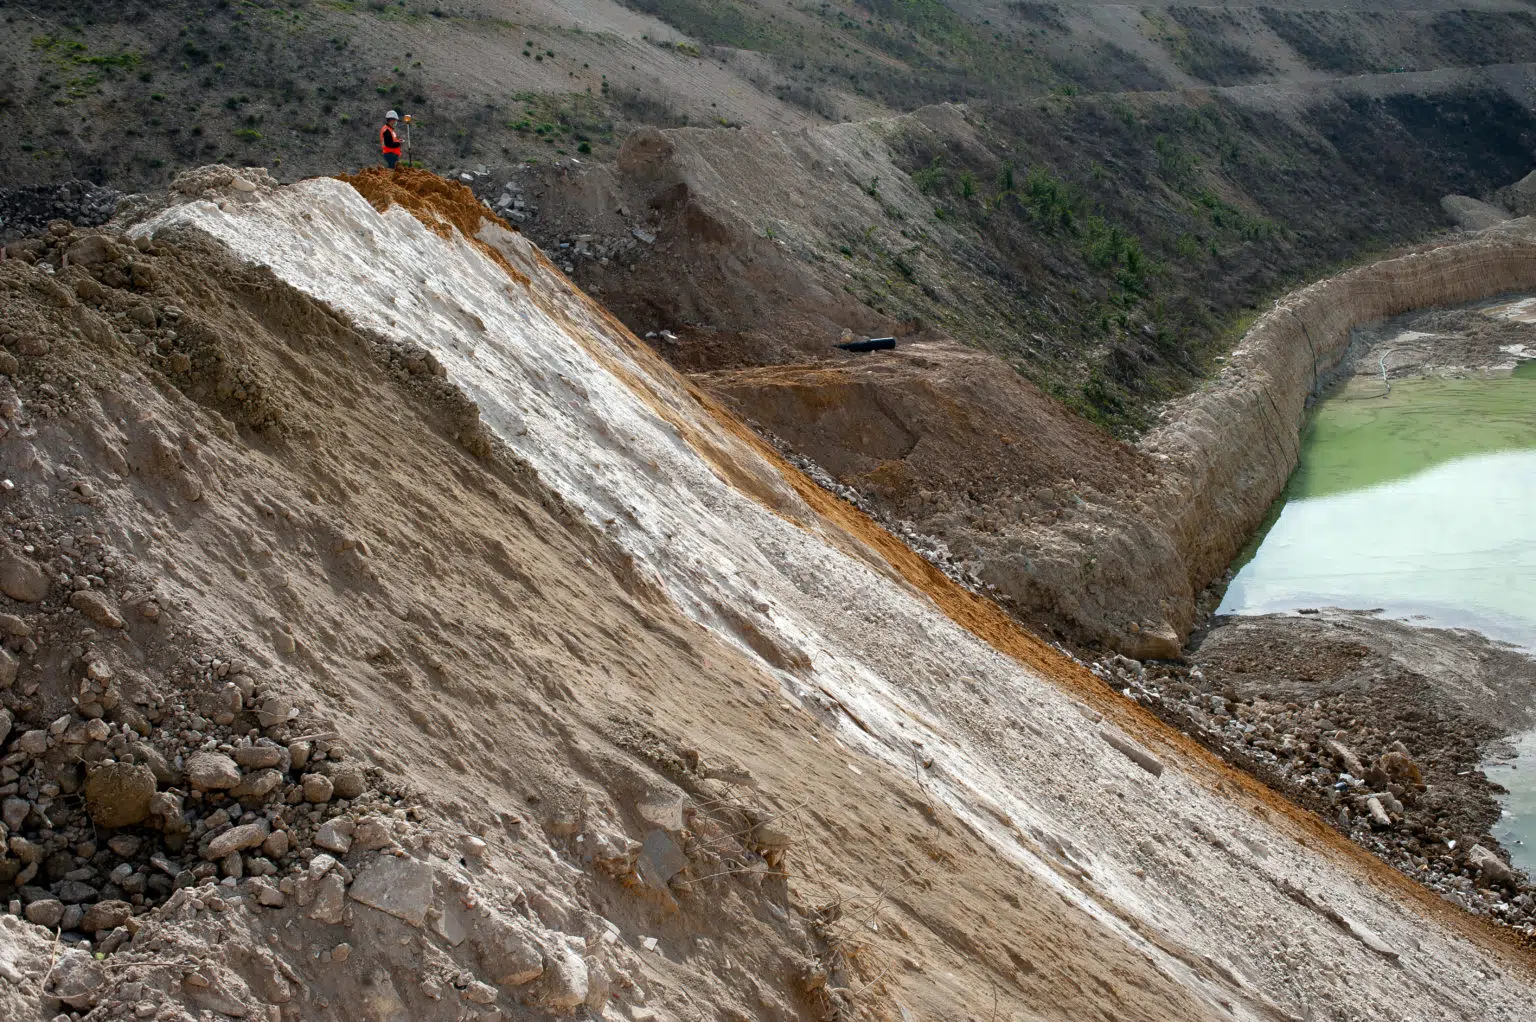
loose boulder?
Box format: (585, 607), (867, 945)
(83, 763), (156, 829)
(0, 549), (49, 602)
(1468, 844), (1521, 887)
(348, 855), (434, 927)
(80, 899), (132, 933)
(205, 820), (270, 860)
(472, 911), (546, 986)
(185, 752), (241, 791)
(69, 590), (125, 629)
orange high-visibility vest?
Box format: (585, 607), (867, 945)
(380, 123), (402, 156)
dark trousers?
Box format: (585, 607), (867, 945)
(383, 152), (399, 169)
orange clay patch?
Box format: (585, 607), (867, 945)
(338, 168), (530, 287)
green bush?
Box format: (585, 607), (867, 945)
(1024, 167), (1075, 232)
(911, 158), (945, 195)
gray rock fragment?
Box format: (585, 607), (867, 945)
(472, 910), (545, 986)
(80, 899), (131, 933)
(0, 549), (49, 602)
(1099, 730), (1165, 777)
(315, 818), (355, 854)
(537, 944), (589, 1012)
(24, 898), (63, 928)
(206, 820), (270, 860)
(1469, 844), (1520, 887)
(69, 589), (124, 628)
(637, 830), (687, 890)
(309, 873), (347, 925)
(185, 752), (241, 791)
(348, 854), (434, 926)
(49, 951), (106, 1008)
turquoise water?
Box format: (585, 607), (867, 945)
(1486, 732), (1536, 877)
(1220, 371), (1536, 649)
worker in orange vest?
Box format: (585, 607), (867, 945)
(380, 111), (404, 169)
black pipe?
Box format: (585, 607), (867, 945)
(836, 337), (896, 353)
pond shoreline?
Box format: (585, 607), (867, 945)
(1129, 297), (1536, 937)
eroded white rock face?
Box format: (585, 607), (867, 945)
(141, 180), (1535, 1022)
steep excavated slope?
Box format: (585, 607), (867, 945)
(77, 168), (1535, 1020)
(0, 195), (1240, 1022)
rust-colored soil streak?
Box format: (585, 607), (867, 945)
(340, 167), (531, 286)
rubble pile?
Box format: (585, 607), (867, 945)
(0, 182), (123, 243)
(457, 166), (658, 277)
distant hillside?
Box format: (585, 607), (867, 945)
(6, 0), (1536, 431)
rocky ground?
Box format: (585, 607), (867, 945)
(1342, 300), (1536, 380)
(1088, 610), (1536, 939)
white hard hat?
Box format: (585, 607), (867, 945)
(385, 110), (400, 121)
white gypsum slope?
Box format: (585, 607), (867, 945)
(142, 172), (1535, 1022)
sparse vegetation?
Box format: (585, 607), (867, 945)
(6, 0), (1536, 439)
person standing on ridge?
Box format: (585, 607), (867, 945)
(380, 111), (404, 169)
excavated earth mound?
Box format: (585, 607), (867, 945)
(702, 341), (1179, 656)
(0, 169), (1533, 1022)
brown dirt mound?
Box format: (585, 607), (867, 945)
(701, 341), (1184, 656)
(702, 340), (1149, 511)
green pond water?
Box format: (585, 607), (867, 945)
(1220, 358), (1536, 873)
(1221, 362), (1536, 646)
